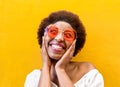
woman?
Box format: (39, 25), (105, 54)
(24, 10), (104, 87)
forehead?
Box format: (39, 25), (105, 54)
(53, 21), (73, 30)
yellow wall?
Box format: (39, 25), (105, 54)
(0, 0), (120, 87)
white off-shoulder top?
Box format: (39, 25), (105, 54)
(24, 69), (104, 87)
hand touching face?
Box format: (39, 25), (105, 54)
(55, 39), (76, 69)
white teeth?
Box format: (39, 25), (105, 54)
(52, 45), (62, 49)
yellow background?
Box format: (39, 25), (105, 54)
(0, 0), (120, 87)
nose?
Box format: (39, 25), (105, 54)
(54, 33), (64, 42)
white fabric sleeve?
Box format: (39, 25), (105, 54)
(24, 70), (40, 87)
(24, 69), (104, 87)
(24, 69), (58, 87)
(74, 69), (104, 87)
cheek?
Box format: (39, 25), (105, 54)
(44, 35), (53, 47)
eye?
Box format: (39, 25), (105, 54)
(48, 26), (58, 38)
(64, 32), (73, 38)
(49, 29), (57, 34)
(64, 30), (75, 38)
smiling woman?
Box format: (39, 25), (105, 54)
(24, 10), (104, 87)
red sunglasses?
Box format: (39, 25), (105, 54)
(45, 25), (77, 41)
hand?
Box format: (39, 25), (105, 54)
(41, 36), (51, 67)
(38, 36), (52, 87)
(55, 40), (76, 70)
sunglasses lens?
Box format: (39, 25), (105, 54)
(64, 30), (75, 41)
(48, 26), (58, 38)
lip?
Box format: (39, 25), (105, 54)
(49, 42), (66, 49)
(49, 42), (66, 53)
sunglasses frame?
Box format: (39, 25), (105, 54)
(45, 24), (78, 41)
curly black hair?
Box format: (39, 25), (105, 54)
(37, 10), (86, 56)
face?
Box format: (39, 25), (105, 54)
(44, 21), (76, 60)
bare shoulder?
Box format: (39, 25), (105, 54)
(68, 62), (96, 83)
(74, 62), (96, 73)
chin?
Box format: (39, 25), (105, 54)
(49, 54), (62, 60)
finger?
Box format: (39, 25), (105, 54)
(42, 36), (47, 55)
(69, 39), (76, 56)
(42, 36), (49, 59)
(42, 36), (45, 55)
(65, 39), (76, 56)
(42, 36), (44, 47)
(61, 39), (76, 60)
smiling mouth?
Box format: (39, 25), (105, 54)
(49, 43), (66, 52)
